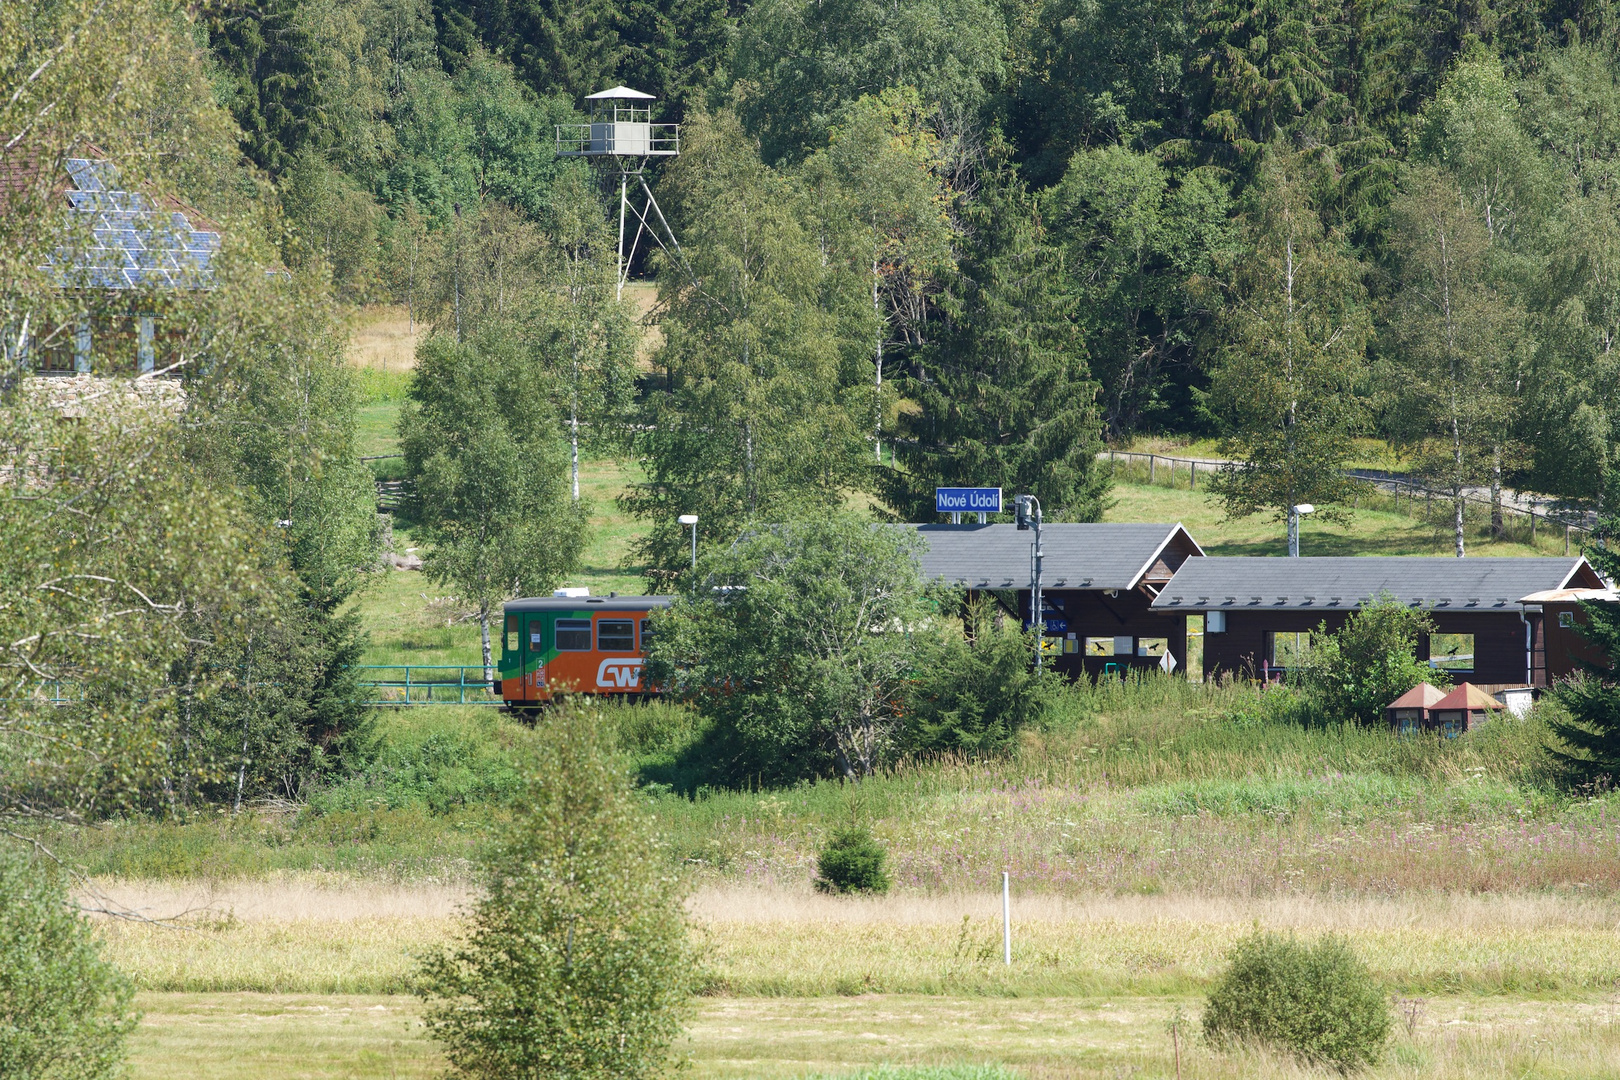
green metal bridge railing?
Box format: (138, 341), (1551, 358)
(25, 667), (504, 708)
(356, 665), (501, 706)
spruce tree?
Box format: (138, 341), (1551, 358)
(881, 165), (1109, 523)
(1549, 467), (1620, 789)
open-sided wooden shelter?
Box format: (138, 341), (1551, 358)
(1150, 556), (1605, 688)
(907, 523), (1203, 680)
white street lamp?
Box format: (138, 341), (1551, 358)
(1289, 504), (1316, 558)
(677, 514), (698, 569)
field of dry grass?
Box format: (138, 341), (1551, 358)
(346, 305), (420, 372)
(108, 880), (1620, 1078)
(92, 878), (1620, 999)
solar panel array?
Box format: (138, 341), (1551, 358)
(43, 159), (220, 290)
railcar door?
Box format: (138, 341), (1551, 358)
(499, 612), (525, 703)
(524, 613), (551, 699)
(545, 613), (596, 692)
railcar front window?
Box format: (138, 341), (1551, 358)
(598, 619), (635, 651)
(555, 619), (592, 651)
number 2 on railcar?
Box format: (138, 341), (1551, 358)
(498, 595), (673, 708)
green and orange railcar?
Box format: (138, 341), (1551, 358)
(497, 595), (672, 708)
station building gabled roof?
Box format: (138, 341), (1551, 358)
(1149, 556), (1602, 613)
(903, 523), (1203, 592)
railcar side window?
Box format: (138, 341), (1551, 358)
(555, 619), (592, 651)
(504, 614), (518, 653)
(598, 619), (635, 652)
(640, 619), (652, 651)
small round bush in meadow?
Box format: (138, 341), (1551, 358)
(815, 825), (891, 894)
(1202, 930), (1390, 1070)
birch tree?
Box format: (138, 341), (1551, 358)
(1206, 146), (1370, 553)
(1384, 165), (1523, 557)
(400, 333), (587, 680)
(622, 111), (867, 584)
(801, 91), (956, 461)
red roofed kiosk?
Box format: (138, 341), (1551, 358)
(1386, 683), (1447, 733)
(1429, 683), (1505, 735)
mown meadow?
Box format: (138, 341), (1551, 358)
(69, 677), (1620, 1079)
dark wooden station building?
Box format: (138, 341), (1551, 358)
(1148, 556), (1606, 690)
(907, 523), (1204, 680)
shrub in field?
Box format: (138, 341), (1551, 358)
(0, 848), (137, 1080)
(645, 513), (944, 782)
(815, 825), (891, 894)
(1203, 930), (1389, 1069)
(417, 707), (693, 1079)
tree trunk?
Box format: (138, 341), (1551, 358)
(481, 606), (494, 688)
(742, 419), (757, 515)
(1451, 412), (1466, 558)
(1490, 444), (1503, 539)
(571, 397), (580, 502)
(873, 253), (883, 463)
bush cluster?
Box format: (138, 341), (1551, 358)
(1203, 930), (1390, 1069)
(1293, 596), (1445, 725)
(901, 599), (1064, 755)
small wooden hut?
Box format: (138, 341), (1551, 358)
(1429, 683), (1504, 735)
(1386, 683), (1447, 733)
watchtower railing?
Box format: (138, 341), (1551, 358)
(556, 123), (680, 156)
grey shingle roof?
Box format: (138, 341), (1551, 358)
(1149, 557), (1597, 612)
(903, 523), (1201, 591)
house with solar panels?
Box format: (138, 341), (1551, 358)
(18, 150), (221, 376)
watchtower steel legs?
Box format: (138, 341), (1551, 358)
(615, 164), (690, 299)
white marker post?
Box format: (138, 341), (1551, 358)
(1002, 872), (1011, 965)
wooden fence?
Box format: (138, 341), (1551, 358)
(1104, 450), (1593, 554)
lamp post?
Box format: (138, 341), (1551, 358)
(677, 514), (698, 570)
(1288, 503), (1315, 557)
(1015, 495), (1044, 671)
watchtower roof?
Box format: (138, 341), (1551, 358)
(587, 86), (656, 100)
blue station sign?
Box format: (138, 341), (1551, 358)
(935, 487), (1002, 514)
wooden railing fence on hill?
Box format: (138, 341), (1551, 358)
(1104, 450), (1594, 555)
